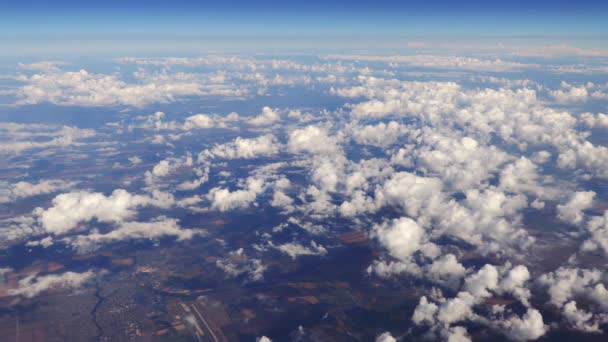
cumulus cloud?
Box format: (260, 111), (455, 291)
(0, 179), (76, 203)
(537, 267), (606, 308)
(248, 106), (281, 126)
(183, 113), (216, 129)
(412, 263), (539, 341)
(67, 217), (201, 253)
(580, 112), (608, 128)
(13, 68), (246, 107)
(324, 54), (536, 72)
(372, 217), (426, 262)
(581, 210), (608, 256)
(557, 191), (596, 226)
(35, 189), (174, 235)
(351, 121), (409, 147)
(374, 332), (397, 342)
(562, 301), (601, 333)
(272, 240), (328, 259)
(550, 82), (590, 103)
(0, 122), (95, 154)
(8, 270), (102, 298)
(200, 134), (280, 161)
(215, 249), (267, 281)
(499, 309), (547, 341)
(206, 177), (265, 211)
(288, 125), (341, 155)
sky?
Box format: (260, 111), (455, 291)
(2, 0), (608, 36)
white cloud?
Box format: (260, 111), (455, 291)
(580, 112), (608, 128)
(562, 301), (601, 333)
(537, 267), (606, 308)
(427, 254), (467, 287)
(0, 179), (76, 203)
(67, 217), (200, 253)
(372, 217), (425, 262)
(35, 189), (174, 235)
(248, 106), (281, 126)
(273, 240), (328, 259)
(183, 114), (216, 129)
(0, 123), (95, 154)
(499, 309), (547, 341)
(288, 125), (341, 155)
(412, 296), (439, 325)
(214, 248), (267, 281)
(206, 177), (265, 211)
(13, 68), (246, 107)
(557, 191), (596, 226)
(445, 326), (472, 342)
(8, 270), (102, 298)
(324, 55), (536, 72)
(550, 82), (590, 103)
(375, 332), (397, 342)
(351, 121), (409, 147)
(17, 61), (66, 72)
(582, 210), (608, 256)
(200, 134), (280, 161)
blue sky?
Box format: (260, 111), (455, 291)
(2, 0), (608, 36)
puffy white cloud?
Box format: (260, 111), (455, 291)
(582, 210), (608, 255)
(183, 114), (216, 129)
(200, 134), (280, 161)
(248, 106), (281, 126)
(498, 309), (547, 341)
(464, 264), (499, 299)
(372, 217), (425, 262)
(144, 155), (203, 190)
(550, 82), (590, 103)
(256, 336), (272, 342)
(18, 61), (66, 72)
(128, 156), (143, 165)
(562, 301), (601, 333)
(351, 121), (409, 147)
(137, 111), (221, 132)
(206, 177), (265, 211)
(273, 240), (327, 259)
(580, 112), (608, 128)
(325, 55), (536, 72)
(8, 270), (102, 298)
(215, 250), (267, 282)
(537, 267), (605, 308)
(428, 254), (467, 287)
(411, 133), (511, 191)
(536, 268), (608, 332)
(0, 123), (95, 154)
(556, 191), (596, 225)
(35, 189), (174, 235)
(67, 217), (200, 253)
(412, 296), (439, 325)
(412, 263), (538, 340)
(499, 265), (532, 306)
(288, 125), (341, 156)
(378, 172), (445, 223)
(333, 76), (608, 180)
(437, 292), (476, 324)
(0, 179), (76, 203)
(444, 326), (471, 342)
(498, 157), (559, 201)
(13, 68), (246, 107)
(374, 332), (397, 342)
